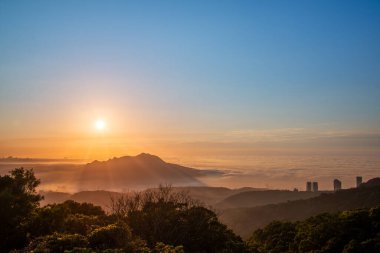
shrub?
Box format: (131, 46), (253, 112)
(27, 233), (88, 253)
(154, 242), (184, 253)
(88, 223), (132, 250)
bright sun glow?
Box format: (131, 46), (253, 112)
(95, 119), (106, 130)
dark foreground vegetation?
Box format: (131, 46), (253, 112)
(221, 180), (380, 238)
(247, 206), (380, 253)
(1, 168), (379, 253)
(0, 168), (245, 253)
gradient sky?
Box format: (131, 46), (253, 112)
(1, 0), (380, 160)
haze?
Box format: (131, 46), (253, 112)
(1, 1), (379, 190)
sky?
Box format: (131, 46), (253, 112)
(1, 0), (380, 161)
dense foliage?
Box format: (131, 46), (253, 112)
(247, 207), (380, 253)
(2, 168), (379, 253)
(110, 186), (246, 252)
(0, 168), (42, 252)
(0, 168), (245, 253)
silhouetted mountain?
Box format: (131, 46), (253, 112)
(79, 153), (204, 190)
(2, 153), (212, 192)
(220, 178), (380, 238)
(215, 190), (321, 209)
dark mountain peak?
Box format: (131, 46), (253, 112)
(87, 153), (165, 166)
(87, 159), (102, 166)
(114, 153), (165, 164)
(135, 153), (164, 162)
(80, 153), (203, 189)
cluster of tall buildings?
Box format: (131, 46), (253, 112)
(306, 176), (362, 192)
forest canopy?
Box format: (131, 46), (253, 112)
(1, 168), (379, 253)
(0, 168), (245, 253)
(247, 207), (380, 253)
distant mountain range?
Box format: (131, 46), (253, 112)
(41, 186), (326, 213)
(40, 178), (380, 239)
(5, 153), (379, 240)
(220, 178), (380, 238)
(40, 186), (262, 210)
(215, 190), (321, 209)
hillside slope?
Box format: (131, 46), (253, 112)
(215, 190), (321, 209)
(40, 186), (262, 209)
(220, 179), (380, 238)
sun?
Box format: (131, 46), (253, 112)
(95, 119), (106, 130)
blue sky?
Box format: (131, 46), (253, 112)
(0, 0), (380, 158)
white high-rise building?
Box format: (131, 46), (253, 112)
(306, 181), (312, 191)
(312, 182), (318, 192)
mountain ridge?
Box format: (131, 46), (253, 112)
(0, 153), (215, 192)
(220, 178), (380, 238)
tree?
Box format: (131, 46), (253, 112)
(110, 185), (246, 253)
(247, 221), (297, 253)
(0, 168), (42, 252)
(26, 233), (88, 253)
(247, 207), (380, 253)
(154, 242), (184, 253)
(88, 223), (132, 250)
(28, 200), (108, 237)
